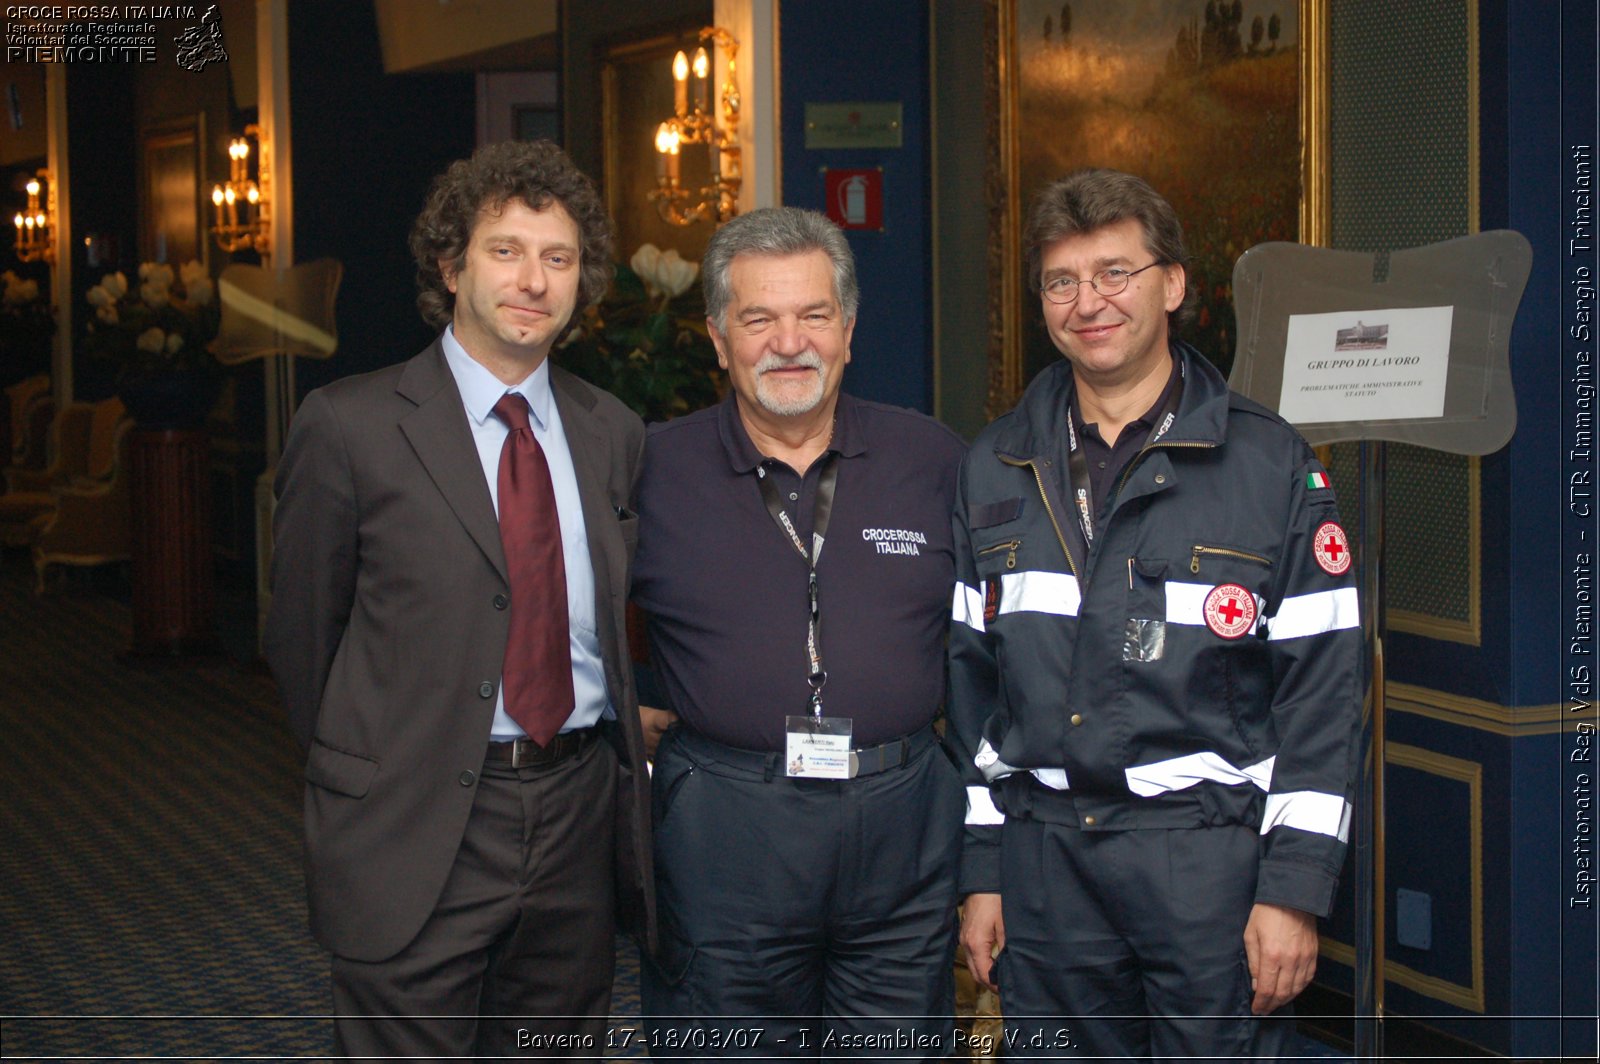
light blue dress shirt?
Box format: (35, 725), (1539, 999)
(441, 327), (613, 738)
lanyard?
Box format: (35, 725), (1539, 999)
(1066, 369), (1184, 546)
(756, 455), (840, 718)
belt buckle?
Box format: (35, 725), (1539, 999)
(510, 738), (538, 769)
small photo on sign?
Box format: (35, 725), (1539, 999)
(1333, 321), (1389, 352)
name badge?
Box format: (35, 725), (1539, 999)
(785, 715), (853, 779)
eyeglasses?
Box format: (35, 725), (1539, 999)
(1040, 262), (1164, 305)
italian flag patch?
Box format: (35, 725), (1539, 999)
(1306, 471), (1332, 490)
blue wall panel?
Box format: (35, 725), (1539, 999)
(779, 0), (932, 414)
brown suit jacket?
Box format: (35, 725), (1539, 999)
(264, 340), (654, 963)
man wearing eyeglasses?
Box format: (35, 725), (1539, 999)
(946, 169), (1361, 1058)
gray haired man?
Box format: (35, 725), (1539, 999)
(631, 207), (968, 1057)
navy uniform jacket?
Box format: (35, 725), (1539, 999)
(946, 343), (1362, 917)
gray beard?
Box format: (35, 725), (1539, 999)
(753, 351), (825, 417)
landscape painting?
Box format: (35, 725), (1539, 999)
(1003, 0), (1304, 391)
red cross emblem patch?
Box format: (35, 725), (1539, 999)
(1314, 521), (1352, 575)
(1203, 583), (1257, 639)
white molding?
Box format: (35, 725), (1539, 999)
(46, 66), (72, 406)
(716, 0), (780, 211)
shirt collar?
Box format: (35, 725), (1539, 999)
(441, 325), (553, 431)
(716, 390), (867, 474)
(1071, 353), (1180, 444)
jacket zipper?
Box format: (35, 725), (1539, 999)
(998, 455), (1079, 580)
(977, 539), (1021, 569)
(1190, 544), (1274, 574)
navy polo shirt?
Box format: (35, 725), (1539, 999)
(1070, 354), (1181, 523)
(633, 391), (967, 751)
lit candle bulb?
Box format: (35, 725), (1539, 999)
(672, 50), (689, 115)
(693, 47), (710, 114)
(14, 213), (23, 232)
(212, 186), (225, 229)
(655, 122), (673, 180)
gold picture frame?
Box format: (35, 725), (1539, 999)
(986, 0), (1329, 416)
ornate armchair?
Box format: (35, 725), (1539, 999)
(0, 397), (126, 547)
(32, 419), (136, 592)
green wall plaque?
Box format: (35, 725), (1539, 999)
(803, 102), (903, 149)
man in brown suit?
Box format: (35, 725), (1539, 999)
(265, 140), (651, 1058)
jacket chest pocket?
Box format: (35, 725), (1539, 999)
(970, 496), (1027, 573)
(1124, 558), (1170, 662)
(976, 536), (1021, 571)
(1127, 545), (1276, 656)
(1182, 543), (1274, 631)
(972, 533), (1027, 629)
(1187, 543), (1274, 579)
(971, 497), (1028, 615)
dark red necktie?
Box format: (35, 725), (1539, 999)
(492, 393), (574, 746)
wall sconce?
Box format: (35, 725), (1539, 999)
(13, 170), (55, 263)
(649, 26), (741, 227)
(211, 123), (270, 254)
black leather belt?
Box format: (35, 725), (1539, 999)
(485, 727), (598, 768)
(848, 732), (919, 777)
(675, 724), (939, 780)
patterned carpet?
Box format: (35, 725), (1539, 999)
(0, 554), (642, 1059)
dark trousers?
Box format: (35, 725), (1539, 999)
(996, 814), (1294, 1061)
(329, 736), (617, 1059)
(643, 726), (963, 1059)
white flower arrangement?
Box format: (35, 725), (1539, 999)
(630, 243), (699, 300)
(2, 270), (41, 306)
(82, 260), (219, 375)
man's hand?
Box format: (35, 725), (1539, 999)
(638, 704), (678, 761)
(960, 893), (1006, 992)
(1243, 902), (1318, 1014)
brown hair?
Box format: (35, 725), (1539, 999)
(1024, 169), (1195, 329)
(409, 140), (614, 329)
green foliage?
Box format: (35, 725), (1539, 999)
(555, 263), (724, 423)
